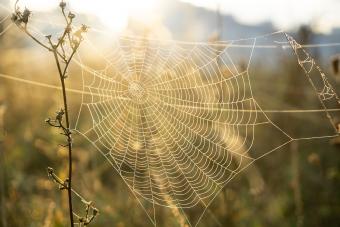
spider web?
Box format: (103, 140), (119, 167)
(71, 32), (340, 226)
(0, 3), (339, 226)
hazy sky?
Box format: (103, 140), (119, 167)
(181, 0), (340, 33)
(4, 0), (340, 33)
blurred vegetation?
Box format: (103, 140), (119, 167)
(0, 14), (340, 227)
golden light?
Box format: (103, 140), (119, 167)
(11, 0), (59, 11)
(69, 0), (130, 31)
(12, 0), (159, 31)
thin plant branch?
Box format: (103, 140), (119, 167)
(12, 1), (93, 226)
(47, 167), (99, 226)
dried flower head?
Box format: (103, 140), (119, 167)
(56, 109), (65, 121)
(68, 12), (75, 20)
(81, 24), (89, 33)
(59, 0), (66, 9)
(72, 24), (88, 47)
(22, 8), (31, 24)
(47, 167), (54, 176)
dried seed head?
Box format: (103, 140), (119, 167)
(22, 8), (31, 24)
(68, 12), (75, 20)
(56, 109), (65, 121)
(47, 167), (54, 176)
(81, 24), (89, 33)
(72, 25), (88, 45)
(59, 0), (66, 9)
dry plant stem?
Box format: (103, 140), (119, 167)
(24, 30), (51, 51)
(12, 1), (90, 226)
(46, 33), (80, 227)
(47, 167), (99, 226)
(45, 34), (76, 226)
(61, 8), (74, 49)
(55, 50), (74, 227)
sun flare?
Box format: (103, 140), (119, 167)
(12, 0), (159, 31)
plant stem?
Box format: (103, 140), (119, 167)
(47, 167), (99, 226)
(52, 48), (74, 227)
(13, 1), (90, 225)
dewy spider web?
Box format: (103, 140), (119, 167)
(70, 31), (340, 226)
(0, 4), (339, 224)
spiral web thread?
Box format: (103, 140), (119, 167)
(71, 32), (340, 226)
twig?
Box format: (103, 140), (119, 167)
(47, 167), (99, 226)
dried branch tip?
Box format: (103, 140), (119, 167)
(47, 167), (54, 176)
(11, 7), (31, 26)
(68, 12), (75, 20)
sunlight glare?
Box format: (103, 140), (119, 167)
(11, 0), (59, 11)
(12, 0), (159, 31)
(73, 0), (159, 31)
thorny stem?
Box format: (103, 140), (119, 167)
(12, 1), (90, 226)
